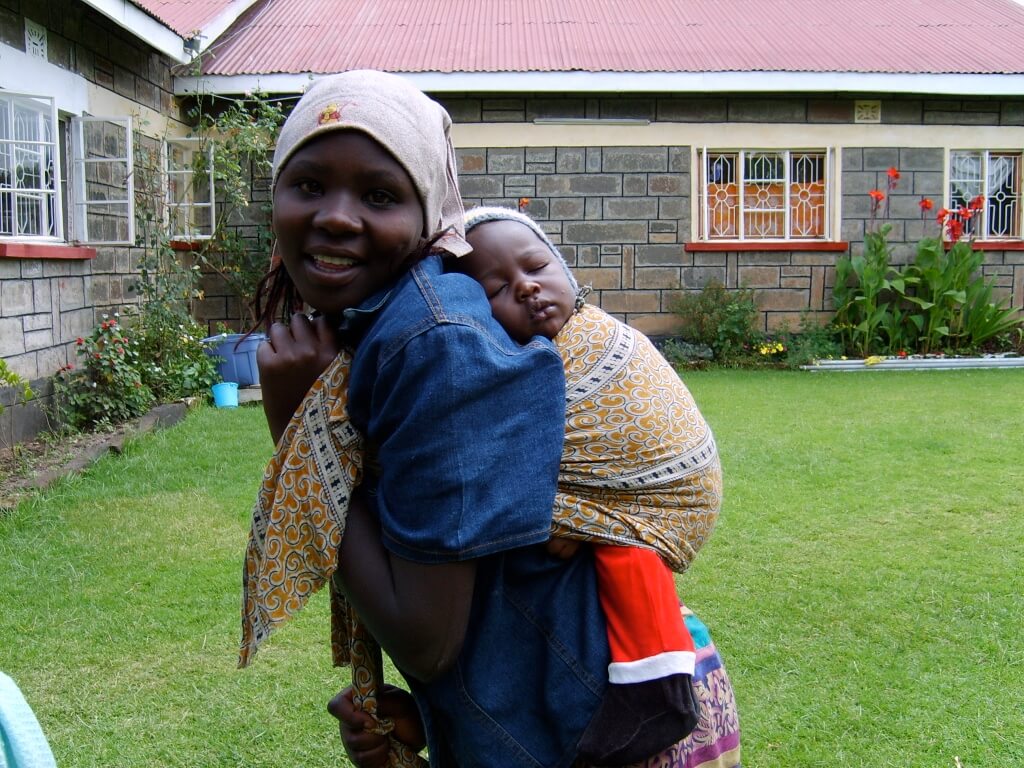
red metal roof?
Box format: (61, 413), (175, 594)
(130, 0), (238, 38)
(194, 0), (1024, 77)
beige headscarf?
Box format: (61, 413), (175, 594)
(272, 69), (471, 257)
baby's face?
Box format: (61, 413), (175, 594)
(463, 220), (576, 343)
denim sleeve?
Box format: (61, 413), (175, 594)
(369, 321), (566, 563)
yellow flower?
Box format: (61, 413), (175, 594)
(864, 355), (885, 366)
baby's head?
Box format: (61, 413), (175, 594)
(264, 70), (470, 321)
(460, 207), (584, 343)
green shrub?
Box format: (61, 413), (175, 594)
(670, 281), (761, 363)
(132, 307), (220, 402)
(782, 315), (845, 368)
(54, 315), (155, 431)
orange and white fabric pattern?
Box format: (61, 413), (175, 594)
(238, 351), (362, 668)
(552, 304), (722, 573)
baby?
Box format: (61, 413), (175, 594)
(456, 206), (724, 764)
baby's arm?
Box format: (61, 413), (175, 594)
(256, 313), (341, 443)
(328, 684), (426, 767)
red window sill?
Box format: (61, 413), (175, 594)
(169, 240), (207, 252)
(944, 240), (1024, 251)
(685, 241), (849, 252)
(0, 242), (97, 260)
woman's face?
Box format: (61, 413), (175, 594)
(463, 220), (576, 344)
(273, 130), (424, 319)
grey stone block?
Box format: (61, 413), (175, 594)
(911, 171), (944, 196)
(22, 313), (51, 332)
(599, 99), (655, 120)
(0, 259), (20, 279)
(456, 148), (486, 175)
(487, 149), (525, 174)
(681, 267), (727, 288)
(604, 197), (658, 219)
(526, 147), (557, 163)
(623, 174), (647, 196)
(0, 317), (26, 356)
(881, 100), (923, 124)
(808, 100), (853, 123)
(520, 198), (549, 219)
(601, 244), (622, 255)
(442, 98), (482, 122)
(898, 147), (943, 171)
(649, 221), (677, 234)
(585, 197), (603, 221)
(648, 175), (684, 195)
(482, 110), (525, 122)
(636, 244), (686, 266)
(564, 221), (648, 244)
(669, 147), (690, 173)
(657, 98), (727, 122)
(504, 174), (535, 189)
(729, 98), (806, 123)
(586, 148), (602, 173)
(536, 174), (623, 197)
(578, 245), (601, 266)
(924, 111), (999, 126)
(601, 147), (667, 173)
(659, 197), (687, 220)
(1001, 101), (1024, 126)
(525, 163), (556, 174)
(1, 281), (32, 315)
(556, 149), (585, 173)
(550, 198), (585, 219)
(459, 175), (504, 197)
(24, 329), (53, 351)
(58, 276), (86, 310)
(526, 99), (586, 120)
(842, 149), (863, 172)
(863, 148), (900, 169)
(842, 171), (881, 195)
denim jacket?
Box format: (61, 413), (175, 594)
(342, 254), (609, 767)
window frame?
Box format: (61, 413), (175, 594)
(164, 136), (216, 242)
(698, 147), (835, 243)
(0, 91), (63, 242)
(948, 148), (1022, 242)
(69, 115), (135, 246)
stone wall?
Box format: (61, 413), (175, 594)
(0, 0), (181, 444)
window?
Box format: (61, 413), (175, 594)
(699, 149), (832, 241)
(0, 92), (62, 239)
(70, 116), (134, 244)
(949, 150), (1021, 240)
(165, 138), (215, 240)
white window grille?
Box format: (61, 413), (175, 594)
(165, 137), (215, 240)
(700, 149), (831, 241)
(949, 150), (1021, 240)
(70, 116), (134, 245)
(0, 92), (62, 240)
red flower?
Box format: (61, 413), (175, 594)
(918, 197), (934, 212)
(869, 189), (885, 202)
(897, 349), (907, 358)
(94, 352), (102, 359)
(946, 218), (964, 243)
(518, 197), (531, 211)
(936, 208), (950, 223)
(958, 206), (974, 221)
(75, 337), (84, 345)
(887, 167), (901, 181)
(968, 194), (985, 211)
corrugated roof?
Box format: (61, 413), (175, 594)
(195, 0), (1024, 77)
(130, 0), (238, 38)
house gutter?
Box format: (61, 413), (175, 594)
(79, 0), (190, 64)
(175, 70), (1024, 98)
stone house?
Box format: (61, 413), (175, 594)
(3, 0), (1024, 443)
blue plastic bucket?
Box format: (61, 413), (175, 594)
(212, 381), (239, 408)
(201, 333), (266, 387)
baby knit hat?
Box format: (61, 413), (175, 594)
(463, 206), (584, 302)
(272, 70), (470, 257)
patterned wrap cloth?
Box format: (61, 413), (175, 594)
(239, 302), (724, 765)
(552, 303), (722, 573)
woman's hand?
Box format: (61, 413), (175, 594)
(328, 685), (426, 767)
(257, 313), (341, 443)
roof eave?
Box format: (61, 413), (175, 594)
(82, 0), (191, 64)
(175, 70), (1024, 98)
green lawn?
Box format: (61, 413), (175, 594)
(1, 369), (1022, 767)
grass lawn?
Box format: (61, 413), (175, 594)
(1, 369), (1022, 767)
